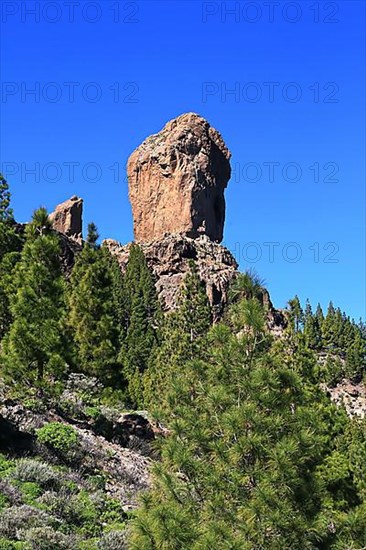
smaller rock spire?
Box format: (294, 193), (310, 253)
(49, 196), (83, 243)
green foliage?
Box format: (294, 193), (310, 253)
(229, 269), (264, 304)
(143, 261), (211, 410)
(304, 300), (322, 350)
(0, 494), (9, 512)
(287, 295), (304, 333)
(285, 298), (366, 381)
(19, 482), (42, 506)
(66, 240), (119, 382)
(131, 290), (366, 549)
(120, 243), (161, 407)
(36, 423), (79, 457)
(0, 252), (21, 340)
(0, 178), (23, 312)
(0, 456), (14, 478)
(0, 209), (66, 386)
(0, 174), (13, 223)
(87, 222), (100, 250)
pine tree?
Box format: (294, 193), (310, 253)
(304, 300), (322, 350)
(0, 174), (13, 222)
(131, 291), (355, 549)
(143, 260), (211, 410)
(66, 235), (119, 382)
(86, 222), (100, 249)
(0, 174), (22, 261)
(0, 251), (21, 340)
(121, 243), (161, 407)
(0, 209), (66, 385)
(287, 295), (304, 333)
(175, 260), (212, 349)
(345, 331), (366, 381)
(322, 301), (337, 347)
(315, 303), (324, 327)
(229, 269), (264, 303)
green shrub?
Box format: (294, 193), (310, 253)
(0, 494), (8, 511)
(78, 539), (98, 550)
(100, 498), (125, 525)
(0, 455), (14, 478)
(12, 460), (59, 490)
(68, 491), (99, 535)
(0, 540), (28, 550)
(36, 423), (79, 457)
(84, 407), (101, 420)
(20, 482), (42, 505)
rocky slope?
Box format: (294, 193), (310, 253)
(0, 375), (154, 510)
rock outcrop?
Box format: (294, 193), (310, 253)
(105, 234), (238, 321)
(105, 235), (287, 331)
(128, 113), (231, 243)
(50, 196), (83, 243)
(322, 379), (366, 419)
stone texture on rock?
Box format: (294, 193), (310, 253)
(50, 196), (83, 242)
(104, 234), (238, 321)
(128, 113), (231, 243)
(104, 235), (288, 328)
(322, 379), (366, 419)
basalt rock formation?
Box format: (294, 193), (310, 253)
(50, 113), (286, 329)
(128, 113), (231, 243)
(50, 196), (83, 243)
(104, 236), (287, 328)
(105, 113), (287, 327)
(105, 235), (238, 321)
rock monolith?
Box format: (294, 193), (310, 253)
(128, 113), (231, 243)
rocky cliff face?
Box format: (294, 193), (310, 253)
(50, 113), (286, 330)
(50, 196), (83, 243)
(128, 113), (231, 243)
(105, 234), (238, 321)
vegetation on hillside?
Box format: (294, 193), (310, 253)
(0, 176), (365, 548)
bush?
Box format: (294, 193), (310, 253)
(66, 491), (99, 535)
(0, 505), (51, 538)
(0, 494), (8, 511)
(12, 460), (59, 490)
(20, 482), (42, 505)
(37, 487), (76, 522)
(0, 455), (14, 478)
(36, 423), (79, 459)
(22, 526), (77, 549)
(0, 540), (28, 550)
(97, 529), (128, 549)
(0, 480), (22, 507)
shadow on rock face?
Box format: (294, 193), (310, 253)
(0, 415), (34, 454)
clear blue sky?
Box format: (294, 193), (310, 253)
(1, 0), (365, 320)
